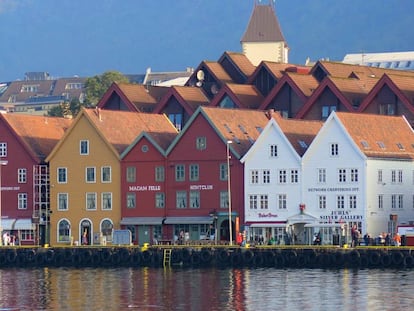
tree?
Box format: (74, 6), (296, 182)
(84, 71), (129, 106)
(47, 98), (83, 118)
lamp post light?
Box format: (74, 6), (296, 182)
(226, 140), (233, 246)
(0, 160), (8, 246)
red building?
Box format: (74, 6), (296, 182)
(0, 114), (71, 245)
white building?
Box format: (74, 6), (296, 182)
(241, 113), (322, 245)
(303, 111), (414, 244)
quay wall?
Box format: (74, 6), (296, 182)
(0, 246), (413, 269)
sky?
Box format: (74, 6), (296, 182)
(0, 0), (414, 82)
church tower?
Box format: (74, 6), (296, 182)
(241, 1), (289, 65)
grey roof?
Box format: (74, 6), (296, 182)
(241, 4), (286, 43)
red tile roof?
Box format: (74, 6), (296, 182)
(1, 114), (72, 161)
(336, 112), (414, 159)
(83, 108), (177, 154)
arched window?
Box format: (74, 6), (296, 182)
(101, 219), (113, 242)
(58, 219), (71, 242)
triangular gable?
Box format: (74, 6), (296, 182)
(358, 74), (414, 116)
(96, 83), (139, 111)
(259, 73), (314, 110)
(153, 86), (209, 114)
(209, 83), (264, 109)
(166, 106), (270, 160)
(218, 51), (256, 83)
(295, 76), (356, 119)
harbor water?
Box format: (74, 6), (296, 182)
(0, 267), (413, 310)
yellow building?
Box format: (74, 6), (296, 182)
(46, 108), (176, 245)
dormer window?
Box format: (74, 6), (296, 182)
(377, 141), (386, 149)
(21, 84), (39, 93)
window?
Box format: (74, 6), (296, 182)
(58, 193), (68, 210)
(349, 195), (357, 209)
(127, 193), (136, 208)
(322, 105), (336, 119)
(101, 166), (111, 183)
(220, 191), (229, 208)
(86, 193), (97, 210)
(290, 169), (298, 183)
(398, 194), (403, 209)
(350, 169), (358, 183)
(338, 169), (346, 183)
(21, 84), (39, 92)
(251, 170), (259, 184)
(337, 195), (345, 209)
(263, 170), (270, 184)
(176, 191), (187, 208)
(391, 194), (397, 209)
(279, 170), (287, 184)
(391, 170), (396, 183)
(80, 140), (89, 155)
(190, 191), (200, 208)
(330, 143), (339, 156)
(220, 163), (228, 181)
(189, 164), (199, 181)
(169, 113), (183, 131)
(378, 170), (383, 183)
(278, 194), (287, 209)
(155, 166), (164, 182)
(318, 168), (326, 183)
(102, 192), (112, 210)
(101, 219), (113, 240)
(18, 168), (27, 183)
(378, 195), (384, 209)
(379, 103), (396, 115)
(270, 144), (278, 157)
(86, 167), (96, 183)
(249, 195), (258, 209)
(155, 193), (165, 208)
(319, 195), (326, 209)
(398, 170), (403, 183)
(175, 165), (185, 181)
(57, 168), (67, 183)
(18, 193), (27, 209)
(0, 142), (6, 157)
(126, 167), (136, 183)
(260, 195), (268, 209)
(58, 220), (71, 242)
(196, 137), (206, 150)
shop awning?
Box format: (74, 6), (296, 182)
(0, 219), (16, 230)
(287, 212), (318, 225)
(120, 217), (164, 225)
(14, 219), (34, 230)
(163, 217), (213, 225)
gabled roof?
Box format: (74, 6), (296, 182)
(259, 72), (318, 110)
(166, 106), (271, 160)
(210, 83), (264, 109)
(312, 60), (414, 80)
(271, 112), (323, 156)
(153, 86), (210, 114)
(50, 77), (86, 99)
(218, 51), (256, 80)
(358, 74), (414, 117)
(334, 112), (414, 160)
(295, 76), (359, 119)
(248, 61), (295, 83)
(47, 108), (177, 161)
(97, 82), (169, 112)
(1, 114), (72, 162)
(241, 3), (286, 43)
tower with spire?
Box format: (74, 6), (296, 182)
(241, 1), (289, 65)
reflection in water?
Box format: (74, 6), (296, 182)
(0, 267), (414, 310)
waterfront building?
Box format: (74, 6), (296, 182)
(119, 119), (178, 245)
(160, 106), (271, 244)
(209, 83), (264, 110)
(0, 114), (72, 245)
(241, 112), (322, 245)
(46, 108), (176, 245)
(302, 112), (414, 243)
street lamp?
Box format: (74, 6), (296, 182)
(0, 160), (8, 246)
(226, 140), (233, 245)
